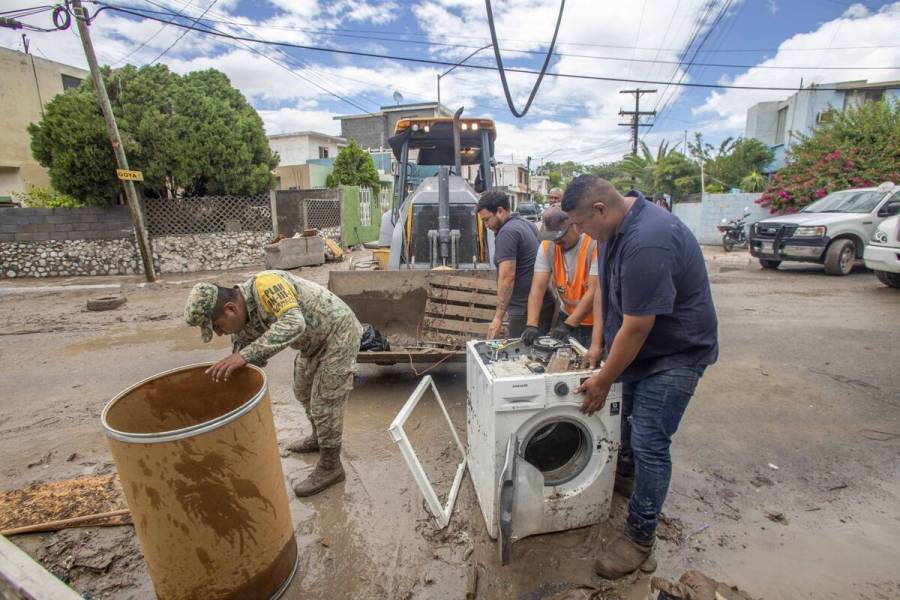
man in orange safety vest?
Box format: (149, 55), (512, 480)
(522, 206), (598, 348)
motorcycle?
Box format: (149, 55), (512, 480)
(718, 207), (751, 252)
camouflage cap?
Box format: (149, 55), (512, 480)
(184, 283), (218, 343)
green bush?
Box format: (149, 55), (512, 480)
(12, 184), (82, 208)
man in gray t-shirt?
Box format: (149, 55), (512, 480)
(477, 191), (554, 338)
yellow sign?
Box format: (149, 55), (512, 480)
(116, 169), (144, 182)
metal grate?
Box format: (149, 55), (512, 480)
(359, 187), (372, 227)
(143, 195), (271, 236)
(303, 198), (342, 241)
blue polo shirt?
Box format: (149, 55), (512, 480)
(599, 192), (718, 382)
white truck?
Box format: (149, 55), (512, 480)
(864, 214), (900, 288)
(749, 182), (900, 275)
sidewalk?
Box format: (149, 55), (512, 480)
(701, 245), (756, 271)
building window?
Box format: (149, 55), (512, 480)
(61, 74), (82, 90)
(318, 146), (329, 159)
(774, 106), (788, 145)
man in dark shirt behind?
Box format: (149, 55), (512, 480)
(562, 176), (718, 579)
(477, 191), (554, 339)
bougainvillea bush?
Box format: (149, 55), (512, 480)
(759, 99), (900, 214)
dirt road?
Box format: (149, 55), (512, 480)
(1, 257), (898, 599)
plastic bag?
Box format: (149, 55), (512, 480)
(359, 324), (390, 352)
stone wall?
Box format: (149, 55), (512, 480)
(1, 231), (271, 278)
(153, 232), (271, 273)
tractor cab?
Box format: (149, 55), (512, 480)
(384, 110), (497, 270)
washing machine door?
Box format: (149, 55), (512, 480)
(498, 433), (545, 565)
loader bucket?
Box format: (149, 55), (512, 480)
(328, 269), (495, 338)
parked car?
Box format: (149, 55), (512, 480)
(863, 214), (900, 288)
(517, 202), (542, 223)
(749, 182), (900, 275)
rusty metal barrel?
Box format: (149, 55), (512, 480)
(101, 363), (297, 600)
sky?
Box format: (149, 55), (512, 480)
(3, 0), (900, 167)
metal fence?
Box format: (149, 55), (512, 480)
(143, 195), (272, 236)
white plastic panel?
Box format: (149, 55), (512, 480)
(388, 375), (467, 529)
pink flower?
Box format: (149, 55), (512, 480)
(815, 188), (827, 198)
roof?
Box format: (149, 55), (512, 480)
(333, 102), (454, 121)
(267, 130), (346, 143)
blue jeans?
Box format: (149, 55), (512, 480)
(619, 365), (705, 545)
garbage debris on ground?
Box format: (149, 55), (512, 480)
(0, 475), (128, 536)
(86, 295), (127, 312)
(359, 324), (390, 352)
(651, 570), (761, 600)
(764, 510), (789, 525)
(323, 237), (345, 262)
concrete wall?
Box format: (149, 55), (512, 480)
(673, 193), (769, 245)
(0, 47), (89, 197)
(340, 186), (381, 247)
(0, 207), (133, 242)
(340, 116), (388, 150)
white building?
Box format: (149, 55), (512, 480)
(267, 131), (346, 166)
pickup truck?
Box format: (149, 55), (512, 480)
(863, 215), (900, 288)
(749, 182), (900, 275)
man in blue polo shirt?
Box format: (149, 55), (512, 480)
(561, 176), (718, 579)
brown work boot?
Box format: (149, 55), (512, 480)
(293, 447), (345, 497)
(286, 435), (320, 454)
(594, 533), (654, 580)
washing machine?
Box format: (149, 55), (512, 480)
(466, 337), (621, 564)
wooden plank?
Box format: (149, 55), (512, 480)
(0, 535), (82, 600)
(427, 288), (497, 307)
(423, 317), (491, 336)
(429, 274), (497, 294)
(423, 303), (496, 321)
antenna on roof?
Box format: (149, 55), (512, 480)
(393, 91), (403, 105)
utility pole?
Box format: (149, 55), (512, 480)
(526, 156), (532, 200)
(618, 89), (657, 156)
(70, 0), (156, 281)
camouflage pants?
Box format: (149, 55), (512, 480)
(292, 316), (362, 449)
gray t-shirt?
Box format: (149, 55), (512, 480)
(493, 214), (552, 316)
(534, 238), (600, 279)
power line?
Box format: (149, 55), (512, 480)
(94, 3), (893, 93)
(103, 3), (900, 54)
(99, 3), (900, 71)
(148, 0), (219, 64)
(484, 0), (565, 117)
(112, 0), (194, 66)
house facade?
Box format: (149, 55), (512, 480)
(0, 47), (88, 201)
(268, 131), (346, 190)
(745, 79), (900, 172)
(334, 102), (453, 150)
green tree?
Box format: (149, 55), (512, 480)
(611, 141), (700, 200)
(740, 171), (768, 193)
(28, 64), (278, 205)
(759, 99), (900, 213)
(326, 139), (381, 190)
(689, 134), (773, 190)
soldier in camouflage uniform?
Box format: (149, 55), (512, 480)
(184, 270), (363, 497)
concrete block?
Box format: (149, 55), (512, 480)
(0, 224), (18, 233)
(54, 223), (74, 232)
(0, 233), (14, 242)
(32, 232), (50, 241)
(14, 233), (33, 241)
(264, 236), (325, 269)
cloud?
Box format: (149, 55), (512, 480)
(695, 2), (900, 131)
(257, 107), (342, 134)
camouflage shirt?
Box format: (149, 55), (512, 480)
(232, 270), (360, 366)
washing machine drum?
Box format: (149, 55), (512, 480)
(521, 419), (593, 486)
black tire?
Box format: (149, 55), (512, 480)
(86, 295), (127, 311)
(722, 236), (734, 252)
(759, 259), (781, 270)
(875, 270), (900, 288)
(824, 239), (855, 276)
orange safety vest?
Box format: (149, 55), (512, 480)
(542, 235), (597, 326)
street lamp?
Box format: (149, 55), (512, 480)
(437, 44), (492, 106)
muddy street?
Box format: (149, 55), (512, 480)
(1, 259), (899, 599)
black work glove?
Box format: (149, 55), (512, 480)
(551, 322), (576, 341)
(521, 326), (540, 346)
